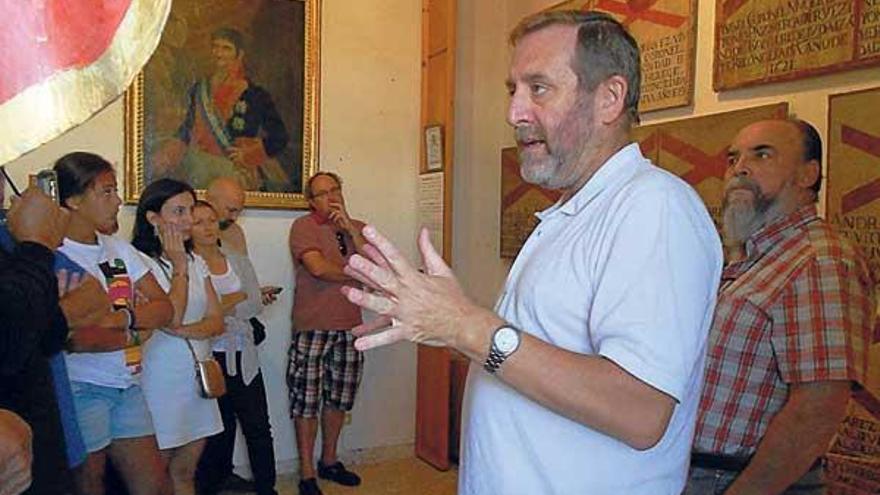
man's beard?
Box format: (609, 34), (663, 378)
(219, 219), (233, 231)
(721, 176), (774, 246)
(515, 98), (594, 190)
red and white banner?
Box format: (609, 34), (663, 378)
(0, 0), (171, 164)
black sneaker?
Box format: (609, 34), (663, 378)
(317, 461), (362, 487)
(298, 478), (323, 495)
(222, 474), (256, 492)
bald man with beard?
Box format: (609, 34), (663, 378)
(686, 119), (875, 495)
(206, 177), (248, 255)
(206, 177), (280, 305)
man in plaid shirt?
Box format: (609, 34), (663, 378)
(685, 119), (875, 494)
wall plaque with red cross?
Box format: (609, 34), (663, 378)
(547, 0), (697, 112)
(824, 86), (880, 494)
(632, 102), (787, 225)
(714, 0), (880, 90)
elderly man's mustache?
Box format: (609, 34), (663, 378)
(514, 125), (546, 145)
(724, 176), (763, 198)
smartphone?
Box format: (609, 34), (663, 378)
(31, 169), (59, 204)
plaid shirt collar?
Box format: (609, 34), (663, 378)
(724, 205), (819, 281)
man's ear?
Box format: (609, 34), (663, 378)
(596, 75), (628, 126)
(796, 159), (821, 191)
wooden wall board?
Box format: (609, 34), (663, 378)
(499, 147), (562, 258)
(714, 0), (880, 90)
(825, 86), (880, 494)
(548, 0), (698, 112)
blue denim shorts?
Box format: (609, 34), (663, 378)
(70, 381), (155, 453)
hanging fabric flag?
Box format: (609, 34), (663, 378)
(0, 0), (171, 164)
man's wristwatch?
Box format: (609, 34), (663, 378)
(483, 324), (522, 374)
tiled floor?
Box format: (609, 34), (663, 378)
(224, 457), (458, 495)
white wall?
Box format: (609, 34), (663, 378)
(453, 0), (880, 307)
(4, 0), (422, 474)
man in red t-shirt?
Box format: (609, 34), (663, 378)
(288, 172), (367, 495)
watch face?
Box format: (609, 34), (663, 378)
(495, 327), (520, 354)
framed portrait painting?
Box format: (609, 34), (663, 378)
(124, 0), (319, 208)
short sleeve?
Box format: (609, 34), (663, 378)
(289, 217), (321, 261)
(54, 251), (87, 275)
(771, 257), (873, 386)
(118, 238), (149, 282)
(591, 182), (721, 402)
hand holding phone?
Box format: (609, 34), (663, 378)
(260, 286), (283, 305)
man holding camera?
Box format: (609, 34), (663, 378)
(0, 187), (72, 494)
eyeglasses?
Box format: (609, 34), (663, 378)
(335, 231), (348, 256)
(312, 186), (342, 199)
(312, 186), (341, 200)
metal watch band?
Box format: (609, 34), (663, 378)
(483, 325), (520, 374)
(483, 346), (507, 374)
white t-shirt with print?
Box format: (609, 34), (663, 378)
(60, 234), (149, 389)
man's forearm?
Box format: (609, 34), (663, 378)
(165, 314), (224, 340)
(725, 381), (851, 495)
(456, 309), (675, 450)
(67, 325), (129, 352)
(60, 277), (109, 328)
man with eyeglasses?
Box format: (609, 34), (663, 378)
(287, 171), (367, 495)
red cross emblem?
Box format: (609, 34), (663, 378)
(661, 134), (728, 185)
(839, 125), (880, 215)
(501, 148), (561, 211)
(595, 0), (688, 28)
(719, 0), (750, 21)
(637, 131), (727, 186)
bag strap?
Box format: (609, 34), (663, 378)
(183, 337), (200, 365)
(154, 257), (201, 368)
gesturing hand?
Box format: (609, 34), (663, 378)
(341, 226), (485, 352)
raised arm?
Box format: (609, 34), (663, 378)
(343, 209), (719, 450)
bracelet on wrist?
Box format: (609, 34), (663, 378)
(117, 307), (137, 331)
(127, 328), (141, 346)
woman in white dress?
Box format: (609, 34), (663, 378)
(131, 178), (224, 495)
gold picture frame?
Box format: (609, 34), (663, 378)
(124, 0), (320, 209)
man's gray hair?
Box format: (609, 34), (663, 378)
(510, 10), (641, 125)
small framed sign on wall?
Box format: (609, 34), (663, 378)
(425, 125), (444, 172)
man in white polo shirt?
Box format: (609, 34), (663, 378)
(340, 10), (722, 495)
